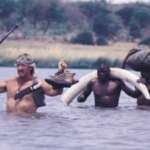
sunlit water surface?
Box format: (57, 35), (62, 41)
(0, 67), (150, 150)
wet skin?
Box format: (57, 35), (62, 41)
(77, 64), (141, 108)
(0, 63), (63, 113)
(137, 68), (150, 106)
(121, 50), (150, 106)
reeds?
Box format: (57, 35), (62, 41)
(0, 40), (138, 68)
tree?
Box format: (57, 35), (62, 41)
(116, 7), (134, 27)
(92, 13), (122, 39)
(16, 0), (32, 25)
(129, 19), (141, 38)
(40, 0), (66, 34)
(71, 31), (94, 45)
(96, 36), (108, 45)
(79, 0), (110, 22)
(27, 0), (42, 28)
(0, 0), (16, 20)
(62, 2), (86, 31)
(116, 3), (150, 28)
(133, 4), (150, 28)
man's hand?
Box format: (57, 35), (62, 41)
(128, 48), (139, 55)
(137, 77), (146, 84)
(58, 59), (68, 71)
(54, 59), (68, 76)
(77, 94), (86, 102)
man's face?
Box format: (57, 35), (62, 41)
(16, 63), (31, 77)
(97, 65), (110, 81)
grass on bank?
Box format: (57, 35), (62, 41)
(0, 39), (138, 69)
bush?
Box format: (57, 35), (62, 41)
(139, 37), (150, 45)
(92, 13), (122, 38)
(96, 36), (108, 45)
(129, 19), (141, 38)
(71, 31), (94, 45)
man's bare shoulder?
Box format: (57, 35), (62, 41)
(35, 77), (45, 83)
(4, 76), (17, 82)
(89, 77), (98, 84)
(91, 77), (97, 82)
(110, 78), (124, 86)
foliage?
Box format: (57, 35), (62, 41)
(92, 13), (122, 38)
(71, 31), (94, 45)
(96, 36), (108, 45)
(0, 0), (16, 20)
(26, 0), (42, 28)
(139, 37), (150, 45)
(79, 0), (110, 21)
(40, 0), (66, 34)
(16, 0), (32, 24)
(129, 19), (141, 38)
(116, 6), (134, 27)
(116, 3), (150, 39)
(0, 0), (150, 43)
(116, 3), (150, 27)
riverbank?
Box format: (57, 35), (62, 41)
(0, 39), (138, 68)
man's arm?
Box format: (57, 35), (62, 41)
(77, 81), (93, 102)
(120, 80), (141, 98)
(0, 79), (7, 93)
(39, 78), (63, 96)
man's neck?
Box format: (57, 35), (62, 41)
(18, 75), (33, 83)
(98, 77), (109, 84)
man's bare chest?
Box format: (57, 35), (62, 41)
(93, 81), (119, 95)
(7, 79), (33, 98)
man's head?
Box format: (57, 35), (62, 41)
(14, 53), (36, 77)
(97, 61), (110, 81)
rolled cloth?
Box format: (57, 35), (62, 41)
(126, 45), (150, 71)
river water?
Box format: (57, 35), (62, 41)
(0, 67), (150, 150)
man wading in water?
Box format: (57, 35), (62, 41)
(77, 61), (142, 108)
(0, 53), (76, 113)
(121, 48), (150, 106)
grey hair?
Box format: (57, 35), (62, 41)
(15, 53), (37, 76)
(29, 63), (36, 76)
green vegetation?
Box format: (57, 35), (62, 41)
(71, 31), (94, 45)
(0, 0), (149, 68)
(139, 38), (150, 45)
(0, 0), (150, 45)
(96, 36), (108, 45)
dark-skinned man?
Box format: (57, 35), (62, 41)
(77, 61), (141, 108)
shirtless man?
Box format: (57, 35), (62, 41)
(0, 53), (68, 113)
(121, 49), (150, 106)
(77, 62), (141, 108)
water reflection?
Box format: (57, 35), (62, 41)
(0, 67), (150, 150)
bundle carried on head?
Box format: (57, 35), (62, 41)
(126, 45), (150, 71)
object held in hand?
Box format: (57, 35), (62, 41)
(45, 70), (78, 88)
(15, 82), (42, 100)
(0, 24), (19, 44)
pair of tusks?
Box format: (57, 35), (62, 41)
(61, 68), (150, 105)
